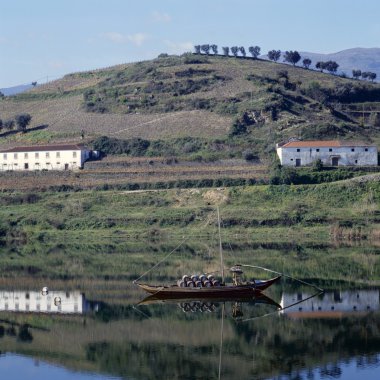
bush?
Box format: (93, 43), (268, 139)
(242, 149), (258, 161)
(92, 136), (150, 156)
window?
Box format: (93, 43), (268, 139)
(316, 149), (320, 152)
(351, 148), (355, 152)
(355, 160), (358, 164)
(56, 152), (60, 158)
(290, 158), (294, 161)
(73, 151), (77, 158)
(56, 162), (60, 165)
(46, 162), (50, 166)
(329, 148), (332, 152)
(46, 152), (50, 158)
(365, 148), (368, 152)
(3, 154), (7, 160)
(35, 152), (39, 158)
(296, 149), (300, 152)
(14, 153), (18, 159)
(24, 153), (28, 159)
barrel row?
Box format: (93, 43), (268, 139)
(177, 274), (220, 288)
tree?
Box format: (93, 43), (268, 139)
(268, 50), (281, 62)
(283, 50), (301, 66)
(368, 72), (377, 82)
(200, 44), (210, 55)
(0, 119), (3, 132)
(302, 58), (312, 69)
(361, 72), (370, 80)
(0, 91), (4, 99)
(222, 46), (229, 56)
(15, 113), (32, 133)
(4, 119), (14, 131)
(239, 46), (246, 57)
(248, 46), (261, 59)
(325, 60), (339, 74)
(316, 61), (327, 72)
(31, 81), (37, 87)
(194, 45), (201, 54)
(352, 69), (362, 79)
(231, 46), (239, 57)
(210, 44), (218, 55)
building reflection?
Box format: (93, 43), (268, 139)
(0, 290), (99, 315)
(281, 289), (380, 318)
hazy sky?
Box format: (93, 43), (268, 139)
(1, 0), (380, 87)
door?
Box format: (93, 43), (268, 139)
(64, 163), (69, 170)
(332, 157), (339, 166)
(295, 158), (301, 167)
(24, 163), (29, 170)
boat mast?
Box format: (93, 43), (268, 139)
(217, 206), (224, 283)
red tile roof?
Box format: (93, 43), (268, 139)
(0, 144), (88, 153)
(281, 140), (374, 148)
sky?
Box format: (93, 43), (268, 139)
(1, 0), (380, 88)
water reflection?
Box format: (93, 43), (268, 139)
(0, 290), (100, 315)
(281, 289), (380, 318)
(0, 286), (380, 380)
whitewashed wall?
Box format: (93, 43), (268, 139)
(277, 146), (378, 166)
(0, 149), (91, 171)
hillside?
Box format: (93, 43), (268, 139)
(1, 53), (380, 159)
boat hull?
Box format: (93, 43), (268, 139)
(136, 276), (281, 299)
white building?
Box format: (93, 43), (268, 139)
(276, 140), (378, 167)
(0, 144), (94, 171)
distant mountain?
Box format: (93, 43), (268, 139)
(0, 84), (35, 96)
(299, 48), (380, 79)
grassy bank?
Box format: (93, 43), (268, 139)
(0, 180), (380, 282)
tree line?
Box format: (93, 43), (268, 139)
(194, 45), (377, 82)
(0, 114), (32, 134)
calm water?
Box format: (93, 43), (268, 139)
(0, 282), (380, 380)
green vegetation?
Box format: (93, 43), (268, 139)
(0, 181), (379, 282)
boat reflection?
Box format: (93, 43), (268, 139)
(138, 292), (282, 320)
(0, 290), (100, 315)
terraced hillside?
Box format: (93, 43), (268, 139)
(1, 53), (380, 157)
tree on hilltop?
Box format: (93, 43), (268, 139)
(316, 61), (327, 72)
(283, 51), (301, 66)
(231, 46), (239, 57)
(201, 44), (210, 55)
(302, 58), (312, 69)
(248, 46), (261, 59)
(15, 113), (32, 133)
(194, 45), (201, 54)
(0, 119), (3, 132)
(352, 69), (362, 79)
(325, 60), (339, 74)
(222, 46), (230, 56)
(210, 44), (218, 55)
(239, 46), (246, 57)
(268, 50), (281, 62)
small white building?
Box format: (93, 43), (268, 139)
(0, 144), (94, 171)
(276, 140), (378, 167)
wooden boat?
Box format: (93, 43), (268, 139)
(135, 275), (281, 299)
(134, 207), (281, 298)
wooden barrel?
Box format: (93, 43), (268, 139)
(212, 280), (220, 287)
(194, 280), (202, 288)
(177, 280), (186, 287)
(186, 280), (195, 287)
(191, 274), (199, 282)
(182, 275), (190, 282)
(199, 274), (207, 283)
(203, 280), (212, 287)
(207, 275), (215, 281)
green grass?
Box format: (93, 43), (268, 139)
(0, 181), (379, 282)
